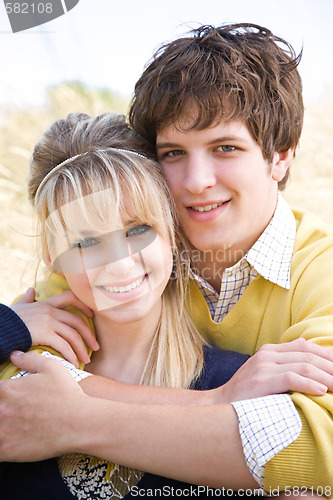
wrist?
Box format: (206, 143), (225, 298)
(193, 388), (224, 406)
(206, 385), (230, 405)
(71, 394), (116, 457)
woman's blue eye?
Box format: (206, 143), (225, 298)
(126, 225), (152, 237)
(73, 237), (100, 249)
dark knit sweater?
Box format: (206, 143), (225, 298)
(0, 304), (32, 363)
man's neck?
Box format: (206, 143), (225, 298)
(190, 198), (280, 292)
(190, 248), (244, 292)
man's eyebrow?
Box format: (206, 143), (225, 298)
(207, 136), (249, 145)
(156, 142), (181, 150)
(156, 136), (249, 150)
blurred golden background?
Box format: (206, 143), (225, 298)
(1, 84), (332, 305)
(0, 83), (129, 305)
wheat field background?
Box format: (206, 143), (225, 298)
(1, 84), (332, 306)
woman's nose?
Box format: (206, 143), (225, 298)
(104, 254), (136, 277)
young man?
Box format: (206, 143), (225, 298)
(1, 23), (333, 494)
(132, 22), (333, 489)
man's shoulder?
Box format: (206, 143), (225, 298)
(292, 206), (333, 252)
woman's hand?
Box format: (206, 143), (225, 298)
(211, 338), (333, 403)
(11, 289), (99, 367)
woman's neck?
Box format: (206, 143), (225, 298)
(85, 303), (161, 384)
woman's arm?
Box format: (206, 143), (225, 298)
(0, 302), (32, 364)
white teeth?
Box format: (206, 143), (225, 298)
(192, 202), (224, 212)
(100, 276), (145, 294)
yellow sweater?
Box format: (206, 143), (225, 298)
(188, 207), (333, 492)
(2, 207), (333, 492)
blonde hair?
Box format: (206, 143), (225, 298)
(29, 113), (205, 389)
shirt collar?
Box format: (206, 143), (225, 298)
(245, 194), (296, 289)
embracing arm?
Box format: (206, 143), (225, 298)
(80, 338), (333, 405)
(79, 396), (256, 489)
(0, 351), (256, 489)
(2, 343), (333, 491)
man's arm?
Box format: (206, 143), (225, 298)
(80, 338), (333, 405)
(0, 351), (257, 489)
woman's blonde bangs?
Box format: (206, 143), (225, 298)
(36, 150), (175, 249)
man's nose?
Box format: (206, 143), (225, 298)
(182, 153), (216, 194)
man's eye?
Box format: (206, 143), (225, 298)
(216, 145), (235, 153)
(164, 150), (184, 158)
(73, 237), (100, 249)
(126, 225), (152, 237)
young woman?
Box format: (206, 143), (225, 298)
(0, 112), (249, 499)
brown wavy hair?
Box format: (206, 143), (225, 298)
(129, 23), (304, 189)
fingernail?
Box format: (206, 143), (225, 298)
(11, 350), (24, 357)
(318, 384), (328, 394)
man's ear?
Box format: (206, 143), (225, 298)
(271, 148), (294, 182)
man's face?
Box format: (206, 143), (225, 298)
(156, 120), (290, 264)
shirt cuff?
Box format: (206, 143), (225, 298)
(231, 394), (302, 487)
(11, 351), (92, 383)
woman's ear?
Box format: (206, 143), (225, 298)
(42, 249), (53, 270)
(271, 148), (294, 182)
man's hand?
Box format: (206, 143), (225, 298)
(0, 351), (88, 462)
(212, 338), (333, 403)
(12, 289), (99, 367)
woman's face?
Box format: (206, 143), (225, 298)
(46, 189), (173, 323)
